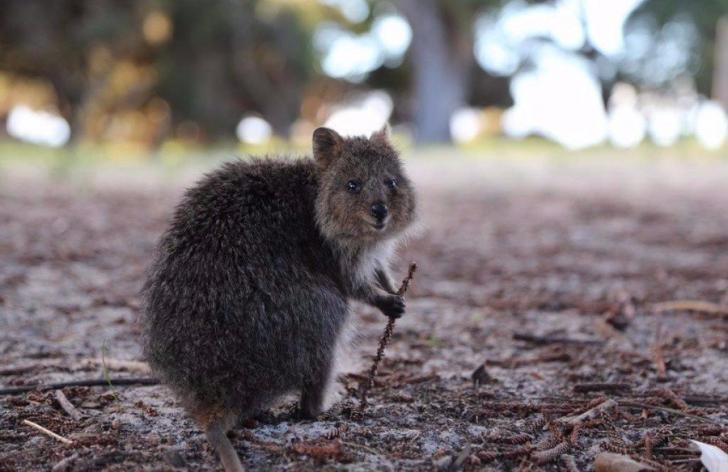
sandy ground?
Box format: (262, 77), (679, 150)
(1, 154), (727, 471)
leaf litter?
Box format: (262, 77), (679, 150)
(1, 158), (727, 470)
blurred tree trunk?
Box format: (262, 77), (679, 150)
(714, 16), (728, 109)
(399, 0), (472, 145)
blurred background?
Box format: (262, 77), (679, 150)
(4, 3), (728, 469)
(0, 0), (726, 160)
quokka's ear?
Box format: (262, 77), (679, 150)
(313, 127), (343, 168)
(370, 123), (391, 143)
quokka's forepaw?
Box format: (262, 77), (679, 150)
(376, 294), (405, 318)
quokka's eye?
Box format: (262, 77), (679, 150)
(346, 180), (362, 193)
(385, 178), (398, 190)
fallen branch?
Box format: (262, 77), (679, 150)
(22, 419), (73, 445)
(54, 390), (82, 421)
(0, 377), (159, 396)
(356, 262), (417, 416)
(652, 300), (728, 317)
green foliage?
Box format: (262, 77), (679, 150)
(627, 0), (728, 94)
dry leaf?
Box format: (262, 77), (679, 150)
(691, 440), (728, 472)
(593, 452), (654, 472)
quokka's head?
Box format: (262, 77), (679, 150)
(313, 126), (416, 245)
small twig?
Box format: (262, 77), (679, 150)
(652, 300), (728, 317)
(0, 364), (49, 376)
(54, 390), (82, 421)
(1, 358), (150, 376)
(532, 441), (569, 464)
(22, 419), (73, 445)
(356, 262), (417, 416)
(651, 323), (667, 378)
(683, 394), (728, 406)
(573, 383), (632, 394)
(669, 458), (702, 465)
(558, 399), (617, 427)
(593, 452), (657, 471)
(487, 350), (571, 368)
(51, 453), (80, 472)
(80, 358), (151, 373)
(0, 377), (159, 396)
(512, 333), (603, 346)
(618, 400), (718, 423)
(654, 388), (689, 411)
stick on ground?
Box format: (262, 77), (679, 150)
(356, 262), (417, 416)
(618, 400), (718, 424)
(22, 419), (73, 445)
(54, 390), (82, 421)
(558, 399), (617, 427)
(0, 377), (159, 396)
(652, 300), (728, 317)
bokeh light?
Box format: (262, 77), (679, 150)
(6, 105), (71, 148)
(236, 116), (273, 145)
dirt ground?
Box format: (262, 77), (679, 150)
(1, 154), (727, 471)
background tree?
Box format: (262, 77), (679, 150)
(0, 0), (149, 142)
(398, 0), (474, 144)
(156, 0), (316, 139)
(0, 0), (726, 147)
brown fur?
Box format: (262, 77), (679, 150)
(141, 127), (416, 471)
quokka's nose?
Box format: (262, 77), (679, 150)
(370, 202), (388, 221)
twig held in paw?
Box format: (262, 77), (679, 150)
(356, 262), (417, 416)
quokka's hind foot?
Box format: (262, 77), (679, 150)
(205, 422), (244, 472)
(193, 407), (245, 472)
(299, 361), (337, 419)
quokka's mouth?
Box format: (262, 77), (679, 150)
(363, 216), (388, 232)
